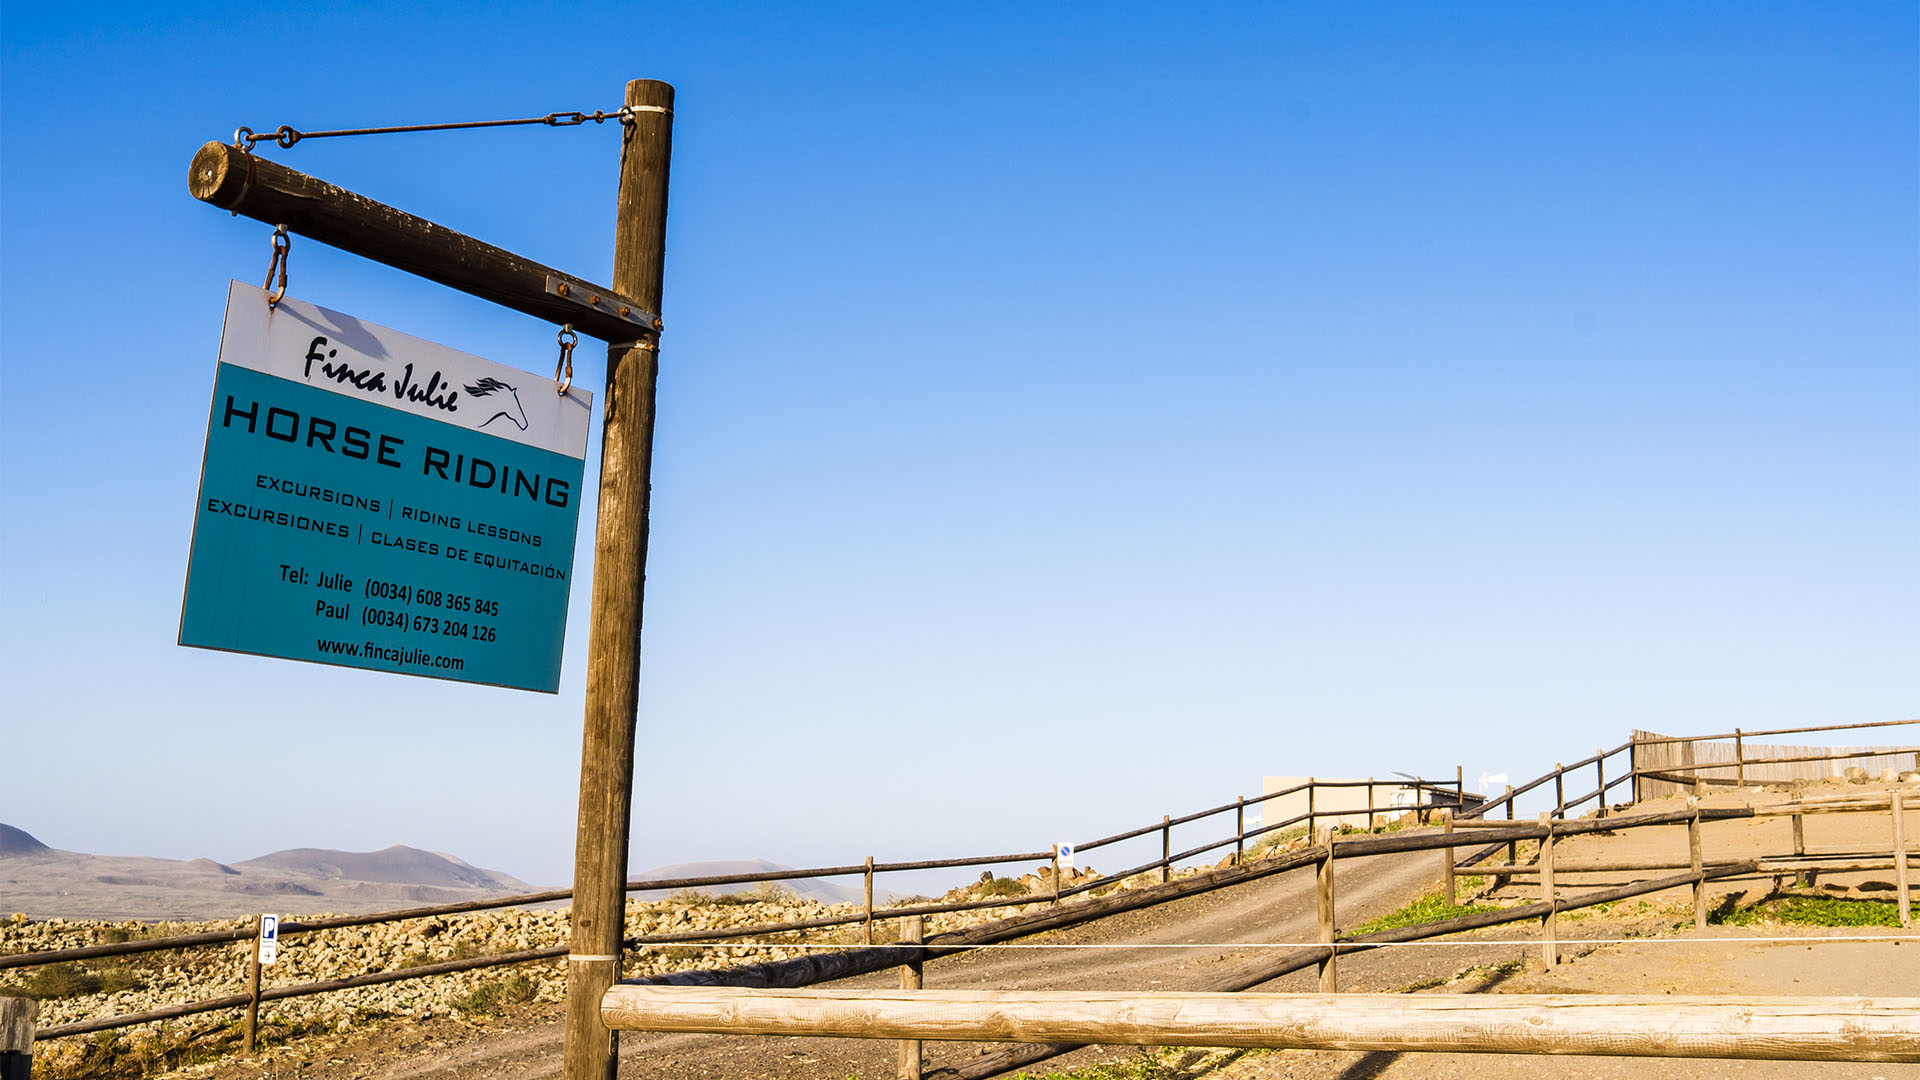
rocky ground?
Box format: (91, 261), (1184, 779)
(2, 859), (1172, 1076)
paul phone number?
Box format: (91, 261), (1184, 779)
(362, 580), (499, 642)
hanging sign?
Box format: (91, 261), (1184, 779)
(180, 282), (593, 693)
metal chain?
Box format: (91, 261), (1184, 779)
(231, 105), (667, 151)
(264, 225), (290, 308)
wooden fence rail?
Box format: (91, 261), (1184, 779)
(598, 987), (1920, 1062)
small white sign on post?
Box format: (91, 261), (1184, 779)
(1054, 843), (1075, 871)
(257, 914), (279, 965)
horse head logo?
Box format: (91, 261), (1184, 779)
(464, 377), (527, 431)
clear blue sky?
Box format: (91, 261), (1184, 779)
(2, 3), (1914, 890)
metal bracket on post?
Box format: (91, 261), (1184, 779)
(544, 274), (661, 337)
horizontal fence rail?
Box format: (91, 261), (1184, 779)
(599, 987), (1920, 1062)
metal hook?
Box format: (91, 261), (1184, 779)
(264, 225), (290, 308)
(555, 325), (577, 395)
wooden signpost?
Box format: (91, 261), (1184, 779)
(190, 77), (674, 1080)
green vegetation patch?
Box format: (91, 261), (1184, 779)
(34, 1016), (337, 1079)
(1005, 1046), (1254, 1079)
(1350, 892), (1499, 937)
(978, 875), (1030, 898)
(18, 960), (145, 1000)
(453, 972), (538, 1016)
(1713, 896), (1918, 928)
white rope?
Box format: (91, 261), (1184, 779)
(633, 934), (1916, 951)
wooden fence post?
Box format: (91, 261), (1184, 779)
(1554, 765), (1565, 818)
(1596, 749), (1607, 819)
(897, 915), (924, 1080)
(1235, 796), (1245, 866)
(1161, 815), (1171, 883)
(1, 996), (33, 1080)
(564, 76), (675, 1080)
(1793, 811), (1809, 889)
(243, 914), (262, 1054)
(1366, 778), (1375, 832)
(1315, 828), (1337, 993)
(1688, 798), (1707, 928)
(1307, 779), (1316, 837)
(1499, 784), (1516, 890)
(1630, 736), (1641, 805)
(1893, 791), (1911, 929)
(1441, 809), (1456, 906)
(1735, 728), (1745, 788)
(1050, 845), (1061, 905)
(1539, 812), (1557, 969)
(864, 856), (875, 946)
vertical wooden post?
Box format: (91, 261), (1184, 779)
(1235, 796), (1245, 866)
(1629, 736), (1641, 805)
(1050, 845), (1061, 905)
(2, 996), (36, 1080)
(1734, 728), (1745, 788)
(1500, 784), (1516, 890)
(864, 856), (875, 945)
(897, 915), (924, 1080)
(1688, 797), (1707, 928)
(564, 76), (674, 1080)
(1596, 750), (1607, 819)
(1554, 765), (1564, 818)
(1367, 778), (1377, 831)
(1315, 827), (1337, 993)
(1306, 780), (1316, 837)
(1893, 791), (1911, 929)
(1161, 815), (1172, 883)
(1538, 812), (1557, 968)
(1794, 811), (1811, 890)
(243, 914), (262, 1054)
(1441, 809), (1456, 907)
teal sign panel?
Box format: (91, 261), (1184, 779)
(180, 283), (593, 693)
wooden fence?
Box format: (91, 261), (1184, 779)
(3, 773), (1476, 1046)
(604, 789), (1918, 1076)
(1631, 720), (1920, 800)
(4, 717), (1913, 1066)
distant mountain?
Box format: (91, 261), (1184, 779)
(0, 835), (535, 921)
(629, 858), (880, 905)
(0, 824), (51, 857)
(236, 845), (531, 892)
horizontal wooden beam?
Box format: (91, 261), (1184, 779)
(1630, 718), (1918, 746)
(599, 987), (1920, 1062)
(187, 141), (659, 344)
